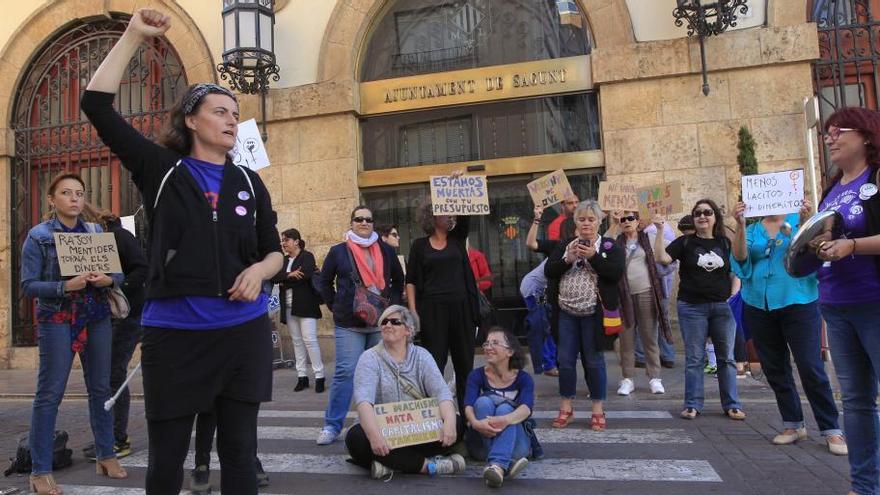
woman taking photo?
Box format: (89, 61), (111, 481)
(545, 200), (624, 431)
(82, 9), (284, 494)
(730, 201), (846, 455)
(814, 107), (880, 495)
(317, 206), (404, 445)
(464, 327), (534, 488)
(272, 228), (324, 393)
(345, 305), (465, 479)
(22, 173), (126, 494)
(655, 199), (744, 421)
(607, 210), (671, 396)
(407, 180), (480, 413)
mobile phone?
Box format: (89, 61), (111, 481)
(579, 239), (591, 247)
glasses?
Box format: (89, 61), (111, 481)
(822, 127), (857, 142)
(380, 318), (404, 327)
(352, 217), (374, 224)
(692, 209), (714, 218)
(481, 340), (509, 349)
(621, 215), (638, 223)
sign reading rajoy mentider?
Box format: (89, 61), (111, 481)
(374, 398), (444, 449)
(360, 55), (592, 115)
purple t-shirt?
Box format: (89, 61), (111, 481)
(817, 167), (880, 304)
(142, 157), (267, 330)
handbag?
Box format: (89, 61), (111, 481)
(345, 247), (390, 327)
(108, 286), (130, 320)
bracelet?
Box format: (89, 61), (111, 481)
(851, 238), (858, 256)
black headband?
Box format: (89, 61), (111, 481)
(182, 83), (237, 115)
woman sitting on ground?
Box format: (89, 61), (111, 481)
(345, 305), (466, 479)
(464, 327), (534, 488)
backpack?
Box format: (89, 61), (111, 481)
(4, 430), (72, 476)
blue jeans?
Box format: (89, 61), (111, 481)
(466, 396), (531, 469)
(30, 318), (115, 474)
(524, 297), (557, 373)
(743, 302), (840, 436)
(821, 302), (880, 495)
(635, 298), (675, 363)
(323, 326), (381, 434)
(557, 310), (606, 400)
(677, 301), (741, 412)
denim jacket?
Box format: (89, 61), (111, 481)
(21, 218), (123, 313)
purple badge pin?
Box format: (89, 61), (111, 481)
(235, 206), (248, 216)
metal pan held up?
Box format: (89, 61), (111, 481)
(783, 210), (846, 278)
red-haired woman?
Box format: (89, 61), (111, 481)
(814, 107), (880, 495)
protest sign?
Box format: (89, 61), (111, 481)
(637, 181), (683, 218)
(526, 169), (575, 208)
(430, 175), (490, 215)
(741, 169), (804, 218)
(53, 233), (122, 276)
(598, 181), (638, 211)
(374, 398), (443, 449)
(229, 118), (270, 171)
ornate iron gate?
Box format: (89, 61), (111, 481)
(812, 0), (880, 178)
(10, 18), (187, 345)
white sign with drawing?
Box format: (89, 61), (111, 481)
(229, 119), (270, 171)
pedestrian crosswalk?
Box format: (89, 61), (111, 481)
(54, 407), (723, 493)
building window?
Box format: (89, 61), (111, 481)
(363, 92), (600, 169)
(10, 18), (187, 345)
(362, 0), (591, 81)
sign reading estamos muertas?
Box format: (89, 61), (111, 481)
(430, 175), (490, 215)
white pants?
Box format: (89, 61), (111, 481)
(286, 313), (324, 379)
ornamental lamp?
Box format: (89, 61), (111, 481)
(217, 0), (280, 141)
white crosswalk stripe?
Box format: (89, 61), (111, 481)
(258, 409), (673, 419)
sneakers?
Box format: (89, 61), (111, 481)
(483, 464), (504, 487)
(617, 378), (634, 396)
(649, 378), (665, 394)
(255, 457), (269, 487)
(371, 461), (394, 479)
(82, 437), (132, 461)
(772, 427), (807, 445)
(507, 457), (529, 479)
(190, 464), (211, 494)
(704, 364), (718, 375)
(316, 427), (341, 445)
(427, 454), (466, 476)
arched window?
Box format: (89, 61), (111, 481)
(10, 18), (187, 345)
(358, 0), (600, 333)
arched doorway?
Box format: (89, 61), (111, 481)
(10, 17), (187, 345)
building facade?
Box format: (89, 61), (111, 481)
(0, 0), (871, 368)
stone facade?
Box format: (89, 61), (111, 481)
(0, 0), (822, 367)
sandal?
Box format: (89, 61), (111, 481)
(680, 407), (700, 419)
(551, 409), (574, 428)
(590, 412), (606, 431)
(96, 457), (128, 479)
(29, 473), (63, 495)
(725, 408), (746, 420)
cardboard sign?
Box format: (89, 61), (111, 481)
(741, 169), (805, 218)
(53, 233), (122, 276)
(597, 181), (638, 211)
(229, 119), (270, 171)
(526, 169), (575, 208)
(374, 398), (443, 449)
(430, 175), (490, 216)
(637, 181), (683, 218)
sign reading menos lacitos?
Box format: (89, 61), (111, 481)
(742, 170), (804, 218)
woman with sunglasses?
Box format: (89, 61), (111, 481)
(407, 174), (481, 414)
(317, 206), (404, 445)
(606, 210), (672, 396)
(83, 9), (283, 494)
(813, 108), (880, 495)
(729, 200), (846, 455)
(345, 305), (465, 479)
(655, 199), (745, 421)
(464, 327), (534, 488)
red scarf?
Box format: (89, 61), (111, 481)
(346, 239), (386, 291)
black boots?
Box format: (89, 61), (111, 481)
(190, 464), (210, 494)
(315, 377), (325, 393)
(294, 377), (309, 392)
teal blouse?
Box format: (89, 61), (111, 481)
(730, 213), (818, 311)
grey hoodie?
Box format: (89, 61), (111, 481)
(353, 342), (454, 406)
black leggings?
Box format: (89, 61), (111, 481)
(345, 416), (466, 473)
(418, 299), (475, 413)
(145, 397), (259, 495)
(194, 412), (217, 468)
